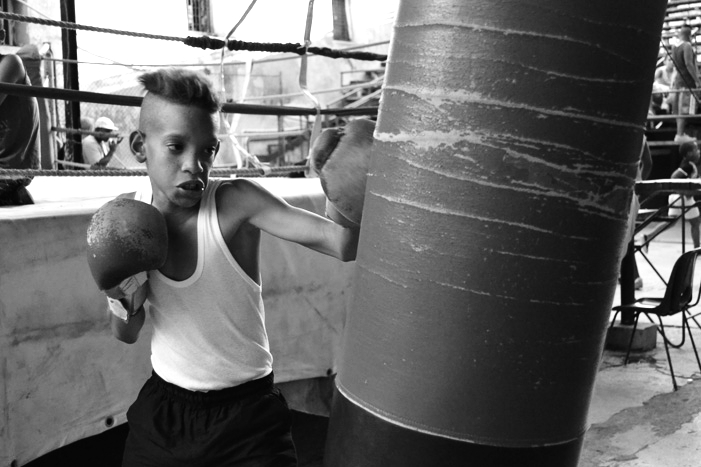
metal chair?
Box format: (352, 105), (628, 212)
(611, 247), (701, 390)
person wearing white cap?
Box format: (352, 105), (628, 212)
(82, 116), (123, 169)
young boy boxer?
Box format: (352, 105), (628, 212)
(96, 68), (360, 467)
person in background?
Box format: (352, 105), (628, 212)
(652, 56), (675, 113)
(621, 136), (653, 291)
(82, 116), (122, 169)
(0, 26), (40, 206)
(81, 116), (95, 135)
(671, 24), (700, 143)
(668, 140), (701, 248)
(639, 140), (701, 255)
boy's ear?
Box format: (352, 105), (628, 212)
(130, 131), (146, 162)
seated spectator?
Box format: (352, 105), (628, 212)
(651, 57), (675, 113)
(0, 26), (40, 206)
(82, 116), (123, 169)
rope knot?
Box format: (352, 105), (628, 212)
(184, 35), (226, 50)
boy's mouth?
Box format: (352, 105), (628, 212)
(177, 180), (205, 191)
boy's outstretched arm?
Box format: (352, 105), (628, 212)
(223, 179), (359, 261)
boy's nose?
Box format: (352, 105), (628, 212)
(182, 153), (203, 173)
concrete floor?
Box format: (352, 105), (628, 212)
(580, 219), (701, 467)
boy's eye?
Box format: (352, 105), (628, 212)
(205, 141), (220, 157)
(167, 143), (184, 152)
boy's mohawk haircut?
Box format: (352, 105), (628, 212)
(139, 68), (220, 113)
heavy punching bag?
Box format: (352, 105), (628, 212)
(324, 1), (667, 466)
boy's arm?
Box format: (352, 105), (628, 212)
(227, 180), (359, 261)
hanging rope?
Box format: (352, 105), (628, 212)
(220, 0), (259, 99)
(298, 0), (323, 158)
(0, 11), (387, 62)
(0, 11), (182, 42)
(219, 0), (262, 170)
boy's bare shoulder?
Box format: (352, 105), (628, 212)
(215, 178), (269, 201)
(215, 178), (268, 214)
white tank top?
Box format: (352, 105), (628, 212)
(137, 180), (272, 391)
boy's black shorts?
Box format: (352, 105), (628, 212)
(122, 371), (297, 467)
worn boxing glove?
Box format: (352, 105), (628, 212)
(86, 197), (168, 299)
(309, 118), (375, 227)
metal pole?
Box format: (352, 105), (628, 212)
(60, 0), (81, 164)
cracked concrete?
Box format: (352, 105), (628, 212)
(582, 347), (701, 466)
(580, 221), (701, 466)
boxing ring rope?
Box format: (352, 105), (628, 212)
(0, 80), (376, 174)
(39, 40), (390, 68)
(52, 126), (310, 140)
(0, 82), (378, 116)
(0, 11), (388, 62)
(0, 8), (383, 178)
(52, 126), (121, 138)
(0, 166), (306, 177)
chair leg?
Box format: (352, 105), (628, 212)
(664, 312), (687, 349)
(624, 312), (641, 366)
(609, 310), (620, 330)
(690, 310), (701, 330)
(685, 314), (701, 374)
(656, 316), (679, 391)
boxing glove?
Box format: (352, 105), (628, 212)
(309, 118), (375, 227)
(87, 197), (168, 298)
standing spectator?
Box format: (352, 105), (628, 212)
(0, 26), (40, 205)
(671, 24), (701, 143)
(82, 116), (123, 169)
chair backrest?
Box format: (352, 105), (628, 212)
(658, 247), (701, 316)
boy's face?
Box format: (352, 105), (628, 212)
(138, 96), (220, 211)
